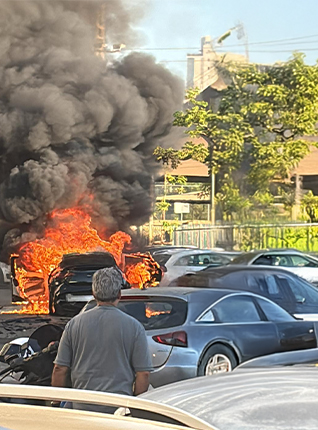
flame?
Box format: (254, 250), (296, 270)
(125, 262), (151, 289)
(3, 207), (156, 315)
(145, 305), (170, 319)
(124, 253), (161, 289)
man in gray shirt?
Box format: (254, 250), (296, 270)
(52, 266), (152, 410)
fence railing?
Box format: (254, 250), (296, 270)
(173, 223), (318, 252)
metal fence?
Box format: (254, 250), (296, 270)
(173, 223), (318, 252)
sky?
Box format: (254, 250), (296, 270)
(130, 0), (318, 82)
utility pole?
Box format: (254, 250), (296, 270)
(207, 138), (216, 225)
(292, 174), (303, 220)
(210, 169), (215, 225)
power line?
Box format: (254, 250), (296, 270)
(125, 33), (318, 53)
(160, 47), (318, 63)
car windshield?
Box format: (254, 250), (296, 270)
(118, 298), (187, 330)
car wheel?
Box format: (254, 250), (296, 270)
(198, 344), (238, 376)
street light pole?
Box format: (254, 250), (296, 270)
(208, 139), (216, 225)
(210, 169), (215, 225)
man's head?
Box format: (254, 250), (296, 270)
(92, 267), (123, 303)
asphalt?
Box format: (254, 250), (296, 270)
(0, 306), (70, 350)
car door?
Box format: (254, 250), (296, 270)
(254, 296), (317, 351)
(170, 253), (221, 281)
(197, 294), (284, 363)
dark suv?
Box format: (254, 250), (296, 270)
(49, 252), (129, 316)
(171, 265), (318, 320)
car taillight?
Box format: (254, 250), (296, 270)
(152, 331), (187, 347)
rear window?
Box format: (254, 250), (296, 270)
(118, 298), (187, 330)
(153, 253), (172, 266)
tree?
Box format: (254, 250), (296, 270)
(154, 55), (318, 219)
(215, 176), (251, 222)
(301, 191), (318, 223)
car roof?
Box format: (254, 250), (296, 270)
(196, 264), (297, 278)
(121, 286), (268, 302)
(0, 403), (191, 430)
(237, 347), (318, 369)
(166, 249), (230, 258)
(237, 248), (306, 257)
(141, 367), (318, 430)
(0, 385), (212, 430)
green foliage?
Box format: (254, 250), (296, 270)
(155, 55), (318, 219)
(279, 187), (295, 215)
(249, 190), (280, 220)
(215, 177), (251, 221)
(219, 54), (318, 188)
(301, 190), (318, 223)
(155, 200), (170, 215)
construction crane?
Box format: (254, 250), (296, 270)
(94, 3), (125, 59)
(216, 22), (249, 62)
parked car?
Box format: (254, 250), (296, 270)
(0, 261), (11, 306)
(82, 287), (317, 387)
(48, 252), (129, 316)
(0, 384), (208, 430)
(140, 367), (318, 430)
(229, 249), (318, 286)
(237, 347), (318, 369)
(171, 265), (318, 320)
(155, 250), (231, 287)
(143, 245), (198, 255)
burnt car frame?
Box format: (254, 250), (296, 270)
(48, 251), (162, 316)
(48, 252), (128, 316)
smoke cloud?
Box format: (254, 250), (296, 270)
(0, 0), (184, 254)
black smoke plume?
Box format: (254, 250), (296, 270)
(0, 0), (184, 256)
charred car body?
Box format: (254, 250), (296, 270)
(48, 252), (129, 316)
(11, 249), (162, 316)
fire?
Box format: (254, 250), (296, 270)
(126, 262), (151, 289)
(124, 253), (161, 289)
(145, 306), (170, 319)
(3, 207), (158, 315)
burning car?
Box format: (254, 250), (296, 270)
(48, 252), (162, 316)
(7, 209), (162, 317)
(11, 250), (163, 317)
(48, 252), (130, 316)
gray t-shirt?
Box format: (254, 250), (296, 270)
(55, 305), (152, 404)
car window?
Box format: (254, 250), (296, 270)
(230, 253), (254, 265)
(280, 275), (318, 304)
(255, 297), (294, 322)
(198, 309), (215, 322)
(254, 255), (273, 265)
(177, 253), (229, 267)
(153, 253), (172, 266)
(118, 299), (187, 330)
(212, 295), (262, 323)
(289, 255), (318, 267)
(246, 274), (268, 294)
(272, 255), (291, 266)
(206, 254), (230, 266)
(174, 255), (191, 266)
